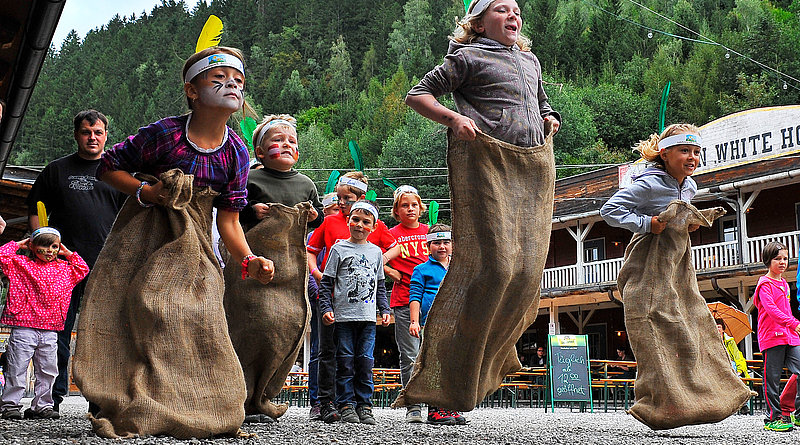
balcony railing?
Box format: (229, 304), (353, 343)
(542, 229), (800, 290)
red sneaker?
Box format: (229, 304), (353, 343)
(449, 410), (468, 425)
(427, 407), (456, 425)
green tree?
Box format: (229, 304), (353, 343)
(388, 0), (435, 78)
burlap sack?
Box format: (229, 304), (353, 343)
(223, 203), (310, 419)
(394, 131), (555, 411)
(73, 169), (246, 439)
(618, 200), (753, 430)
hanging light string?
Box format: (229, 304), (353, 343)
(579, 0), (800, 91)
(625, 0), (800, 91)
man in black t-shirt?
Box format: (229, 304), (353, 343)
(26, 110), (126, 411)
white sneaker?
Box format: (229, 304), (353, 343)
(406, 406), (424, 423)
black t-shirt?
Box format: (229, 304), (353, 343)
(26, 153), (126, 267)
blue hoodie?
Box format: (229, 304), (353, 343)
(600, 167), (697, 234)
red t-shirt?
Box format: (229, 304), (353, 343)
(387, 223), (429, 307)
(307, 211), (397, 268)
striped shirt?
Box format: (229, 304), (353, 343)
(98, 114), (249, 211)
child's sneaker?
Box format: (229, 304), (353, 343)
(427, 407), (456, 425)
(23, 407), (59, 420)
(309, 404), (322, 421)
(339, 405), (360, 423)
(320, 401), (340, 423)
(1, 409), (22, 420)
(764, 417), (793, 432)
(356, 405), (376, 425)
(449, 410), (468, 425)
(791, 412), (800, 427)
(405, 406), (424, 423)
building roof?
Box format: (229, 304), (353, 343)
(0, 0), (66, 177)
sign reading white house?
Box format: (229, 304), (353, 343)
(696, 105), (800, 174)
(619, 105), (800, 188)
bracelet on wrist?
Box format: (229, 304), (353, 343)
(136, 181), (154, 208)
(241, 254), (257, 280)
(311, 267), (319, 275)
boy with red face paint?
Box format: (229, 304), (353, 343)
(239, 114), (323, 230)
(0, 228), (88, 420)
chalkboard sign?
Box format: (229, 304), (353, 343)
(547, 334), (592, 411)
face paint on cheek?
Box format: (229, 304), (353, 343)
(197, 80), (243, 110)
(267, 144), (282, 159)
(35, 247), (59, 261)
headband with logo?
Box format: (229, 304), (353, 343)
(322, 194), (339, 207)
(338, 176), (368, 193)
(393, 185), (419, 200)
(184, 53), (245, 84)
(254, 118), (297, 149)
(426, 231), (452, 242)
(465, 0), (494, 15)
(350, 202), (379, 221)
(31, 226), (61, 241)
(657, 133), (702, 152)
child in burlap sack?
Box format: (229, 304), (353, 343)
(753, 242), (800, 432)
(75, 46), (274, 438)
(601, 124), (752, 429)
(394, 0), (560, 412)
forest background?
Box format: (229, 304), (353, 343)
(10, 0), (800, 218)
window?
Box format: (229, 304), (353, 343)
(583, 238), (605, 263)
(796, 203), (800, 231)
(717, 216), (739, 266)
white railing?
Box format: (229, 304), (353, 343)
(541, 229), (800, 290)
(691, 240), (739, 269)
(747, 230), (800, 263)
(582, 257), (625, 285)
(542, 264), (578, 289)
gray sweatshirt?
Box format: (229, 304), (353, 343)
(407, 37), (560, 147)
(600, 167), (697, 234)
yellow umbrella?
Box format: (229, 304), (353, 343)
(707, 302), (752, 343)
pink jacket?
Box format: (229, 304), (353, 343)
(753, 275), (800, 351)
(0, 241), (89, 331)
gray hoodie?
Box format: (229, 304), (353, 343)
(600, 167), (697, 234)
(407, 37), (560, 147)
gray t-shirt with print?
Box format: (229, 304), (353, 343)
(322, 240), (385, 322)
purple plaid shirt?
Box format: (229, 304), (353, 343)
(98, 114), (249, 211)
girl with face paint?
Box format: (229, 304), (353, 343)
(97, 46), (275, 283)
(0, 228), (89, 420)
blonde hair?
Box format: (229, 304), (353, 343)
(635, 123), (700, 166)
(338, 171), (369, 197)
(253, 114), (297, 148)
(391, 189), (427, 221)
(182, 46), (255, 115)
(451, 1), (531, 51)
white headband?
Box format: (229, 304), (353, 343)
(31, 227), (61, 240)
(338, 177), (368, 193)
(322, 195), (338, 207)
(350, 202), (379, 221)
(466, 0), (494, 16)
(426, 231), (452, 242)
(184, 53), (245, 83)
(657, 133), (702, 152)
(254, 119), (297, 148)
(393, 185), (419, 199)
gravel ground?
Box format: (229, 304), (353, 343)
(0, 396), (796, 444)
